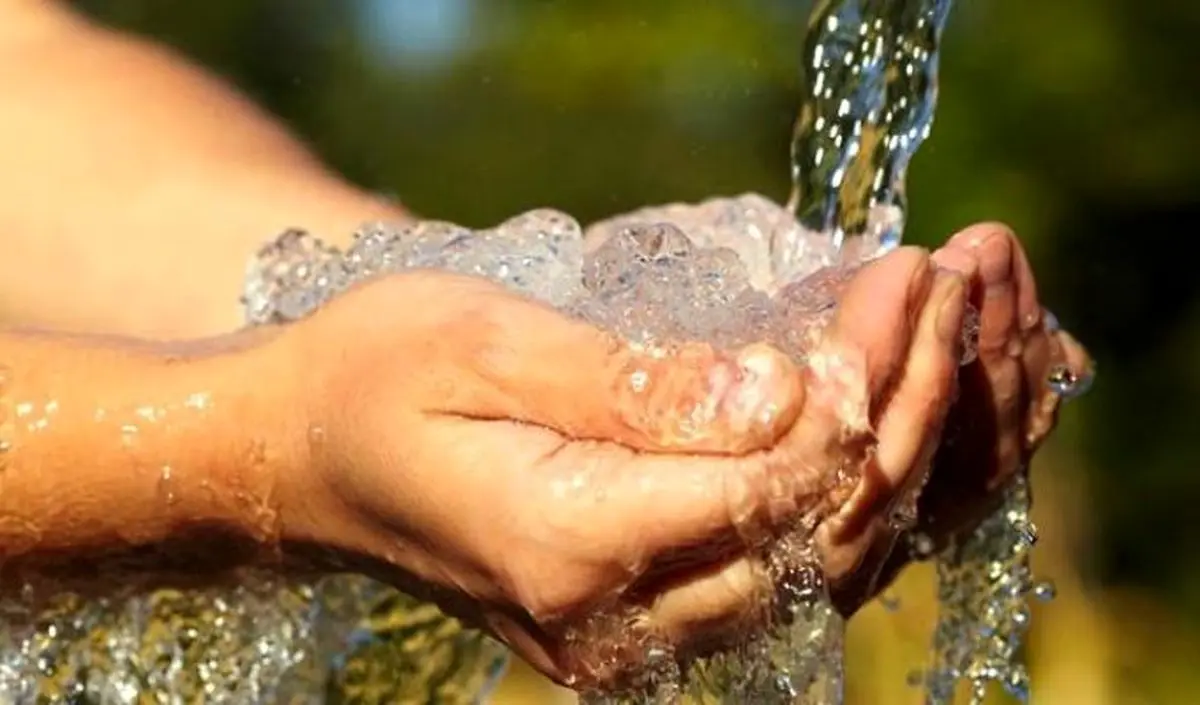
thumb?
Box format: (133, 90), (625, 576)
(417, 273), (806, 455)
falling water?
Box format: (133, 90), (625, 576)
(0, 1), (1080, 703)
(785, 0), (953, 255)
(782, 2), (1083, 704)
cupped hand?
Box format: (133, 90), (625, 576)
(280, 247), (966, 687)
(843, 224), (1095, 609)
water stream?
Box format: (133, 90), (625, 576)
(0, 1), (1085, 703)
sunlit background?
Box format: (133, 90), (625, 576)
(66, 0), (1200, 702)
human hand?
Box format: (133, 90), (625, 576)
(837, 224), (1094, 610)
(275, 247), (966, 687)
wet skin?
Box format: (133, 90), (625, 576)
(284, 244), (968, 685)
(287, 225), (1087, 686)
(0, 227), (1088, 690)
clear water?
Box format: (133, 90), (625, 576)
(0, 0), (1078, 702)
(915, 476), (1043, 705)
(785, 0), (953, 255)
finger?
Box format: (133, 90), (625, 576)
(1012, 233), (1043, 334)
(646, 554), (768, 653)
(1004, 233), (1058, 452)
(804, 246), (934, 431)
(414, 273), (806, 455)
(821, 271), (966, 560)
(947, 223), (1025, 478)
(867, 271), (965, 513)
(548, 554), (768, 690)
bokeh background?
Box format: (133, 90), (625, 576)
(67, 0), (1200, 702)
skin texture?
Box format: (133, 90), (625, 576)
(0, 0), (1092, 688)
(0, 326), (303, 590)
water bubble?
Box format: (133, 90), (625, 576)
(1032, 581), (1057, 602)
(1013, 519), (1039, 547)
(1046, 364), (1078, 397)
(959, 305), (981, 365)
(1043, 309), (1060, 333)
(119, 423), (139, 447)
(909, 531), (937, 560)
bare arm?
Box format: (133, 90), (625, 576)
(0, 1), (405, 339)
(0, 324), (305, 589)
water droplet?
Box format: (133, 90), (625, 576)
(879, 593), (901, 612)
(1046, 364), (1078, 396)
(628, 369), (649, 393)
(1043, 309), (1060, 333)
(184, 392), (212, 410)
(1032, 581), (1057, 602)
(1014, 519), (1038, 547)
(158, 465), (177, 505)
(120, 423), (139, 446)
(909, 531), (937, 560)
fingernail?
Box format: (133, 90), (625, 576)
(935, 275), (967, 344)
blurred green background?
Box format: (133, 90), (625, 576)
(68, 0), (1200, 702)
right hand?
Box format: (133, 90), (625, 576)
(277, 246), (966, 688)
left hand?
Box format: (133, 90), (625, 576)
(832, 223), (1094, 612)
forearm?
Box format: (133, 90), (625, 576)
(0, 2), (405, 339)
(0, 326), (304, 590)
